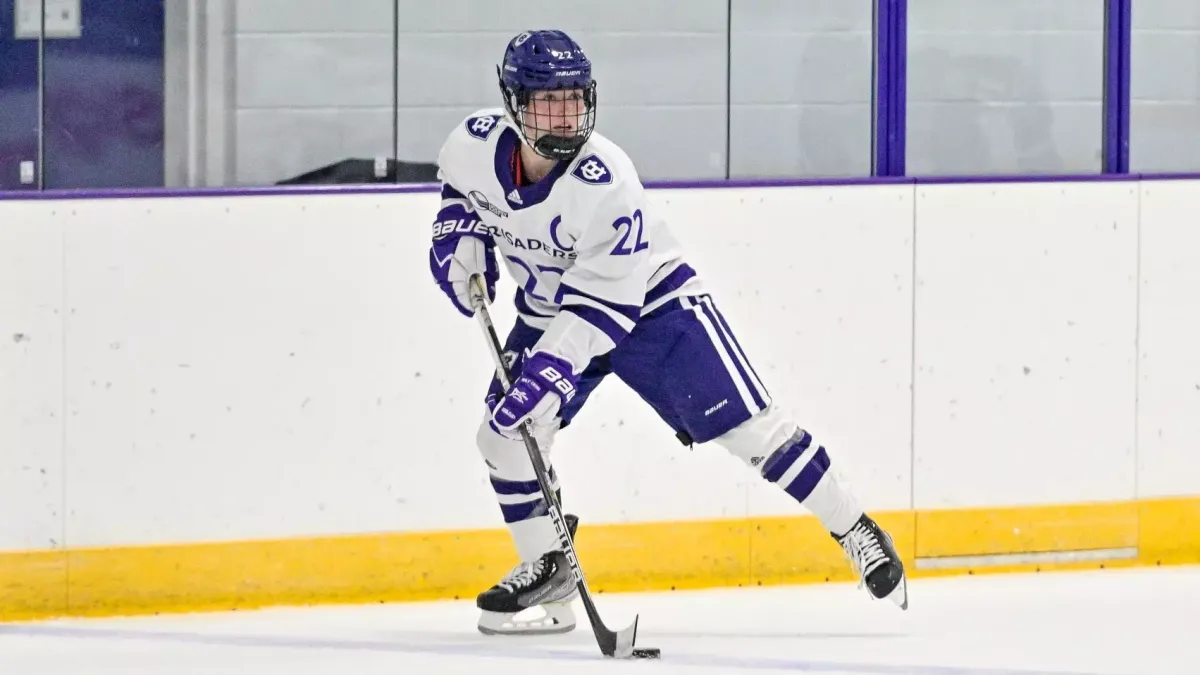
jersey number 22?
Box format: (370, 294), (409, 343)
(611, 209), (649, 256)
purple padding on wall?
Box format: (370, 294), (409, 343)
(890, 0), (907, 176)
(1103, 0), (1132, 174)
(0, 0), (41, 191)
(872, 0), (906, 177)
(872, 0), (893, 176)
(1117, 0), (1131, 173)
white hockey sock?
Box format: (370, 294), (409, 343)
(509, 515), (560, 562)
(712, 405), (865, 535)
(801, 470), (863, 538)
(757, 428), (863, 537)
(477, 420), (565, 563)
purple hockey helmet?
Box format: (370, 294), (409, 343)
(497, 30), (597, 160)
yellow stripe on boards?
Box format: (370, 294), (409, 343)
(63, 527), (521, 618)
(575, 517), (754, 592)
(0, 550), (67, 621)
(1138, 497), (1200, 565)
(2, 497), (1197, 623)
(915, 501), (1140, 558)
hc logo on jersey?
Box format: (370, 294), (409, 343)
(571, 155), (612, 185)
(466, 115), (500, 140)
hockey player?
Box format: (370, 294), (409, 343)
(428, 29), (908, 636)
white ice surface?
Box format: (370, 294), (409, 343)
(1, 566), (1195, 675)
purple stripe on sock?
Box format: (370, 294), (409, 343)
(489, 467), (558, 496)
(761, 431), (812, 483)
(490, 476), (540, 495)
(783, 447), (831, 503)
(500, 498), (546, 523)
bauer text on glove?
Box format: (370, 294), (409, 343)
(489, 352), (579, 436)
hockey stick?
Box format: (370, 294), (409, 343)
(466, 274), (659, 660)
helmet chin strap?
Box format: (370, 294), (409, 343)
(532, 133), (584, 160)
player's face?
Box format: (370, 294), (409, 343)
(524, 89), (586, 143)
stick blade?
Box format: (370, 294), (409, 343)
(599, 614), (643, 659)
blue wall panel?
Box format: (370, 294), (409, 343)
(0, 0), (42, 191)
(0, 0), (164, 190)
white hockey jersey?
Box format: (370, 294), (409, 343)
(432, 108), (704, 372)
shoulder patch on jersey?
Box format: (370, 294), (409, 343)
(570, 154), (613, 185)
(464, 115), (501, 141)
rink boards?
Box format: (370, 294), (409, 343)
(2, 178), (1200, 621)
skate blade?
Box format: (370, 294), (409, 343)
(477, 603), (576, 636)
(883, 575), (909, 610)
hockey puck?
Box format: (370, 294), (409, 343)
(631, 648), (661, 659)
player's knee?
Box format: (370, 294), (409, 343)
(476, 418), (523, 475)
(712, 403), (801, 469)
(714, 405), (834, 503)
(475, 417), (554, 478)
(475, 417), (561, 524)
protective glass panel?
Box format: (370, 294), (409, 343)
(228, 0), (397, 186)
(1130, 0), (1200, 173)
(906, 0), (1106, 175)
(728, 0), (875, 178)
(393, 0), (730, 182)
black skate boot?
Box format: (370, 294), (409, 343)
(476, 514), (580, 635)
(834, 513), (908, 610)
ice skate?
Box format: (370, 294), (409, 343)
(834, 513), (908, 610)
(477, 514), (580, 635)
